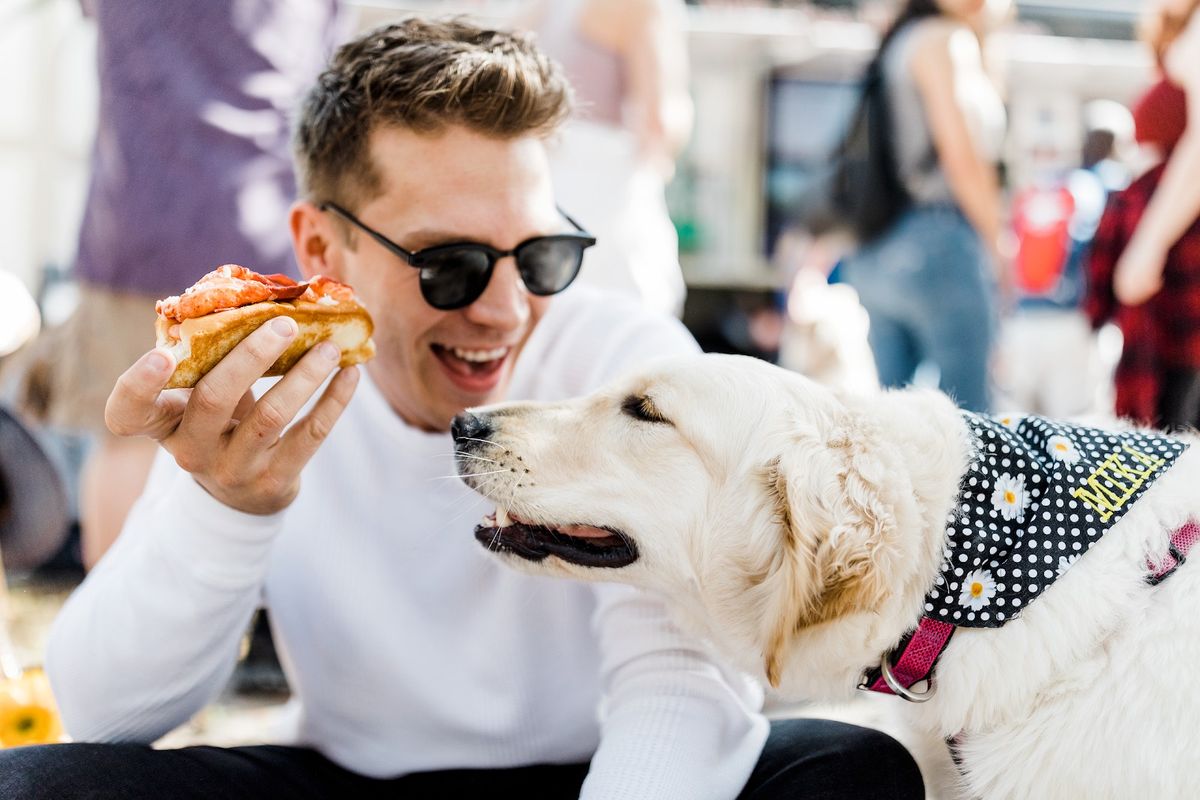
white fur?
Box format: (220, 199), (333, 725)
(458, 353), (1200, 799)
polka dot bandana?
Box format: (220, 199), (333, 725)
(923, 413), (1189, 628)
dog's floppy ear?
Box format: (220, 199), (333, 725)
(760, 412), (897, 688)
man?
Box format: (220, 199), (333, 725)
(0, 18), (923, 799)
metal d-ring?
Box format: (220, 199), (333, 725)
(879, 653), (936, 703)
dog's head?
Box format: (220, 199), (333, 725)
(455, 353), (921, 685)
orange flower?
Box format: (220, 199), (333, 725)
(0, 668), (64, 747)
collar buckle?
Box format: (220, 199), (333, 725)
(878, 652), (936, 702)
(859, 617), (955, 701)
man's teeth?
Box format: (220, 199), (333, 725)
(451, 346), (508, 362)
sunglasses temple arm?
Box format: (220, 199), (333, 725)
(557, 206), (589, 235)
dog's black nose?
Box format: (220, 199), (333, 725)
(451, 412), (493, 444)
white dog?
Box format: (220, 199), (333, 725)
(453, 353), (1200, 800)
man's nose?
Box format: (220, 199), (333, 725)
(463, 257), (529, 329)
(451, 411), (493, 444)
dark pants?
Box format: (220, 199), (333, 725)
(0, 718), (923, 799)
(1161, 368), (1200, 431)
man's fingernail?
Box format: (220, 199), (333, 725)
(146, 351), (171, 374)
(271, 317), (297, 337)
(317, 341), (341, 362)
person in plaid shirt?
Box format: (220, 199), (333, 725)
(1085, 160), (1200, 427)
(1086, 0), (1200, 429)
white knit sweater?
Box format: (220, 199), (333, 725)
(46, 287), (769, 799)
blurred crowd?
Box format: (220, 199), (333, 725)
(774, 0), (1200, 435)
(0, 0), (1197, 767)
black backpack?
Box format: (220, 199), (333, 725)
(795, 56), (912, 245)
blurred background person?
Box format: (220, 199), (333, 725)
(836, 0), (1009, 412)
(524, 0), (693, 317)
(1085, 0), (1200, 430)
(4, 0), (349, 698)
(1112, 0), (1200, 308)
(995, 99), (1134, 417)
(36, 0), (346, 571)
(0, 274), (71, 577)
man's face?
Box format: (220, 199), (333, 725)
(293, 125), (561, 431)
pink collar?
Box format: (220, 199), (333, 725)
(861, 520), (1200, 702)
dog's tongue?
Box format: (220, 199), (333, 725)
(498, 507), (612, 540)
(556, 523), (613, 540)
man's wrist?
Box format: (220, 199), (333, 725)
(148, 472), (286, 590)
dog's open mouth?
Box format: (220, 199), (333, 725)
(474, 507), (638, 568)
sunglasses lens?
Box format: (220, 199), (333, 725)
(418, 248), (493, 309)
(518, 239), (586, 296)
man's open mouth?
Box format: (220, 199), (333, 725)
(474, 507), (638, 568)
(432, 343), (513, 395)
(432, 344), (510, 376)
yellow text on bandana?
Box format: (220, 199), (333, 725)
(1071, 445), (1167, 522)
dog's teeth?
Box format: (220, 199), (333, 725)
(496, 506), (512, 527)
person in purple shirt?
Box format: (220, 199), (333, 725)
(47, 0), (346, 569)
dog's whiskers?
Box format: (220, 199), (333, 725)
(430, 469), (507, 481)
(488, 475), (521, 552)
(442, 493), (489, 530)
(429, 452), (501, 465)
(454, 453), (501, 466)
(457, 436), (500, 448)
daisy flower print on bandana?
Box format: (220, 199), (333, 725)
(959, 569), (997, 611)
(991, 473), (1029, 521)
(997, 414), (1022, 431)
(1046, 435), (1081, 465)
(924, 413), (1188, 627)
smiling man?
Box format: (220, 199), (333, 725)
(0, 17), (922, 800)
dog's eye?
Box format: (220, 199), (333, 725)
(621, 394), (670, 425)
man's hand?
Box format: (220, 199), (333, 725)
(104, 317), (360, 514)
(1114, 235), (1167, 307)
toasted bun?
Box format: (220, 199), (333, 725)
(157, 300), (375, 389)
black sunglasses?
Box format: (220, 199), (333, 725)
(319, 202), (597, 310)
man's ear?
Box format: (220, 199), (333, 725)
(759, 412), (897, 688)
(289, 201), (344, 282)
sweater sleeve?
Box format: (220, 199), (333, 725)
(45, 452), (284, 743)
(581, 585), (769, 800)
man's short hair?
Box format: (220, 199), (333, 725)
(294, 16), (572, 208)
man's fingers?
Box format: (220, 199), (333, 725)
(229, 341), (342, 453)
(232, 389), (256, 425)
(105, 349), (186, 438)
(177, 316), (298, 444)
(274, 365), (360, 468)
